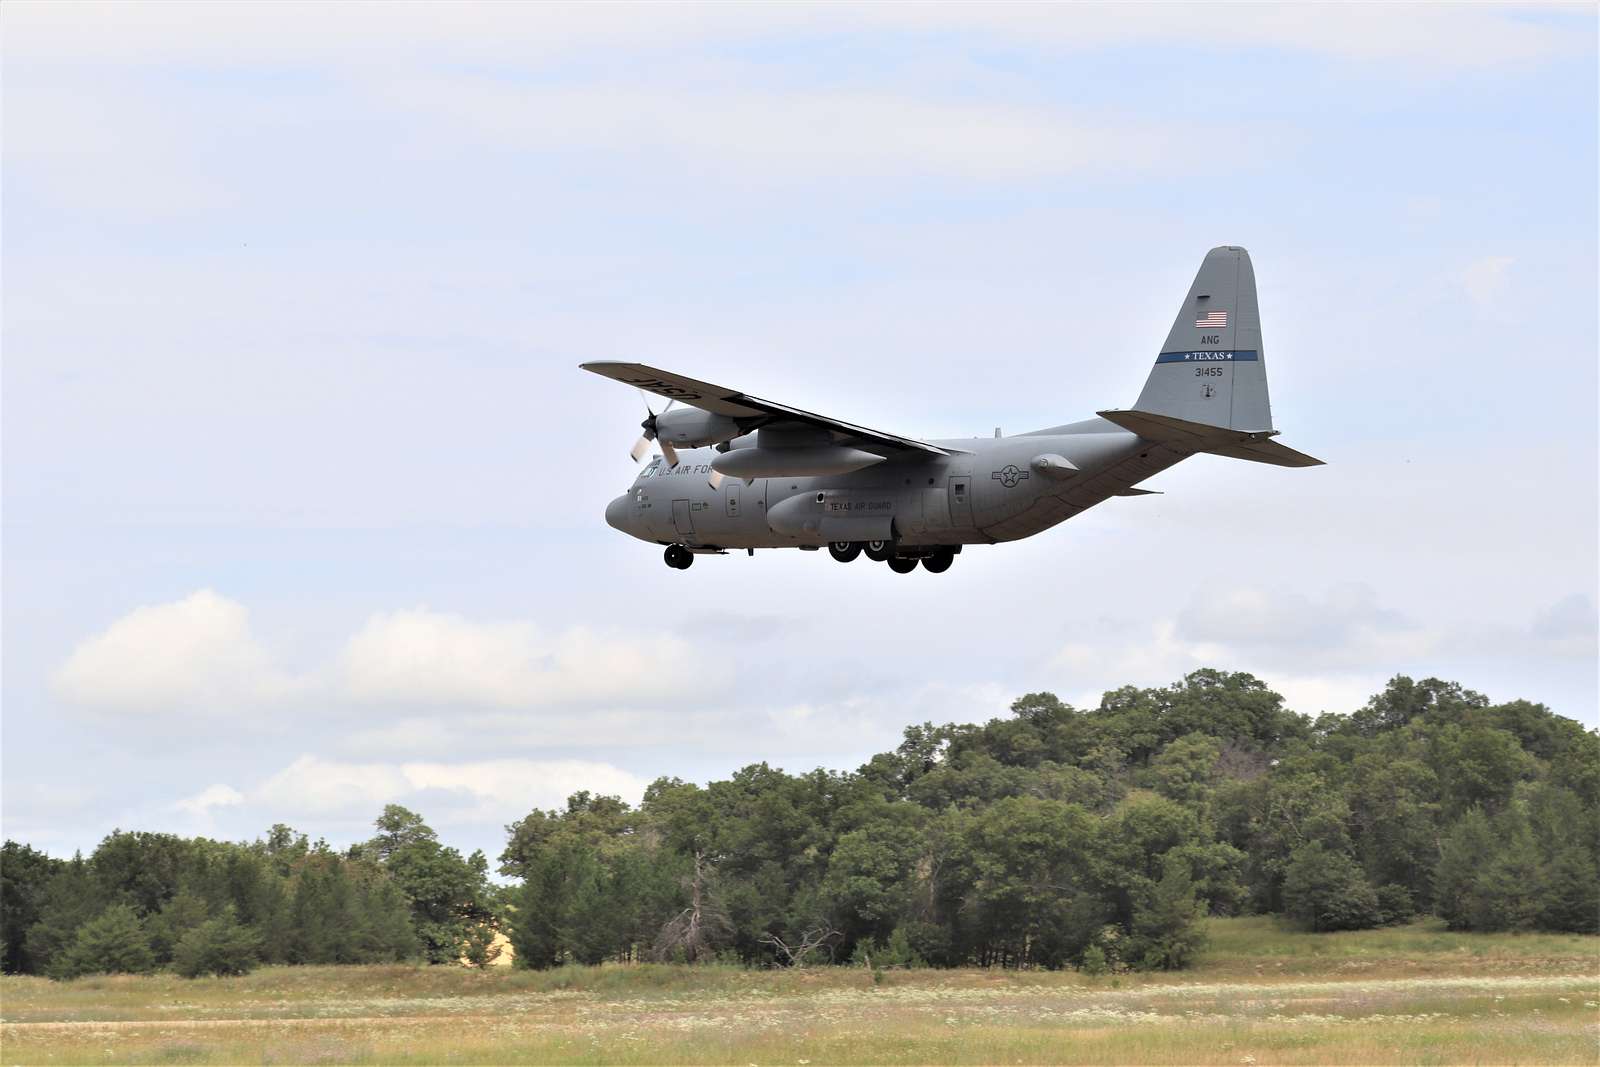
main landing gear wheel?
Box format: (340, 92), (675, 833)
(922, 548), (954, 574)
(887, 556), (918, 574)
(664, 544), (693, 569)
(829, 541), (862, 563)
(863, 540), (894, 563)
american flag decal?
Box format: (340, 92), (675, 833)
(1194, 309), (1228, 329)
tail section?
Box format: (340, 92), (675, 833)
(1134, 245), (1271, 433)
(1103, 245), (1323, 468)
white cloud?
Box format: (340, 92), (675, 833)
(381, 81), (1265, 181)
(253, 756), (408, 819)
(51, 593), (711, 721)
(252, 754), (647, 823)
(339, 706), (739, 758)
(1174, 582), (1429, 670)
(173, 784), (245, 821)
(764, 681), (1014, 759)
(5, 2), (1582, 71)
(1460, 255), (1516, 313)
(1052, 622), (1392, 719)
(52, 590), (299, 714)
(1529, 594), (1599, 659)
(339, 609), (708, 709)
(1047, 585), (1438, 715)
(1266, 673), (1394, 720)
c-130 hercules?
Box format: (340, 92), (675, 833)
(584, 246), (1322, 573)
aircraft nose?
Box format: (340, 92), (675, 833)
(604, 494), (632, 533)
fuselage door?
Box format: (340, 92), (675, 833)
(672, 498), (695, 538)
(948, 474), (973, 527)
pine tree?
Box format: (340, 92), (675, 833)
(147, 889), (210, 965)
(22, 855), (102, 976)
(172, 909), (262, 978)
(50, 904), (154, 979)
(1131, 857), (1209, 970)
(1538, 847), (1600, 933)
(512, 852), (567, 969)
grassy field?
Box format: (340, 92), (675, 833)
(2, 918), (1596, 1065)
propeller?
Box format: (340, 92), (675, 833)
(630, 394), (679, 468)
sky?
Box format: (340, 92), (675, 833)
(3, 2), (1597, 865)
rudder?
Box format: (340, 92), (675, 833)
(1133, 246), (1272, 433)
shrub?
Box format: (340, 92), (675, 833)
(1131, 858), (1209, 970)
(1539, 846), (1600, 933)
(50, 904), (154, 979)
(461, 924), (503, 969)
(1079, 943), (1108, 976)
(1375, 884), (1416, 926)
(1282, 842), (1382, 932)
(172, 911), (261, 978)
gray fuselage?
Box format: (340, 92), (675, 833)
(604, 417), (1188, 551)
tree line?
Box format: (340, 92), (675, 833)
(2, 809), (496, 977)
(3, 672), (1596, 979)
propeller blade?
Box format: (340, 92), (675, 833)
(707, 468), (724, 490)
(630, 436), (652, 463)
(660, 441), (679, 468)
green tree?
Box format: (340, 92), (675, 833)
(22, 854), (104, 976)
(1434, 808), (1495, 930)
(821, 822), (923, 947)
(1149, 733), (1223, 809)
(511, 848), (566, 969)
(147, 889), (210, 965)
(1129, 856), (1209, 970)
(367, 807), (498, 964)
(1281, 841), (1381, 932)
(461, 923), (503, 968)
(50, 904), (154, 979)
(1539, 847), (1600, 933)
(1, 841), (61, 974)
(172, 909), (262, 978)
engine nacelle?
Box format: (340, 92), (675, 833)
(711, 446), (885, 480)
(653, 409), (743, 449)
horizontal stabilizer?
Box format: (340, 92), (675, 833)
(1097, 409), (1324, 468)
(1112, 487), (1162, 496)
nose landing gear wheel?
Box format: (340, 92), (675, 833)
(829, 541), (862, 563)
(863, 540), (894, 563)
(922, 548), (954, 573)
(664, 544), (693, 569)
(886, 556), (918, 574)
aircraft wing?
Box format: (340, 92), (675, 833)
(580, 361), (958, 456)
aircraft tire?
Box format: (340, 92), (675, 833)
(922, 549), (954, 573)
(829, 541), (862, 563)
(886, 556), (918, 574)
(664, 545), (693, 569)
(863, 540), (894, 562)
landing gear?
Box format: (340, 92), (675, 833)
(886, 556), (918, 574)
(664, 544), (693, 570)
(922, 547), (954, 573)
(863, 540), (894, 563)
(829, 541), (862, 563)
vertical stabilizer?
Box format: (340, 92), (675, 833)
(1133, 245), (1273, 433)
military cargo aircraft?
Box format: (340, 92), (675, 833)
(583, 245), (1321, 572)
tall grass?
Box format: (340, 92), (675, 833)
(4, 919), (1597, 1065)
